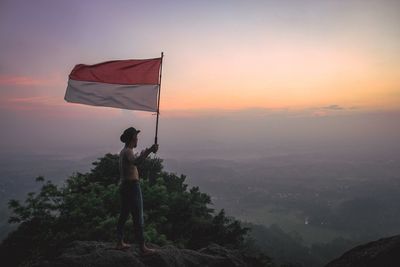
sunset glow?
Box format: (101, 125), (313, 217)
(1, 0), (399, 116)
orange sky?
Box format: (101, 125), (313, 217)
(1, 1), (399, 116)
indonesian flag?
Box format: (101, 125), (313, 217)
(65, 58), (162, 112)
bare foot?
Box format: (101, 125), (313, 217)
(140, 244), (157, 256)
(115, 241), (131, 250)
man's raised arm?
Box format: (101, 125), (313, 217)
(132, 144), (159, 165)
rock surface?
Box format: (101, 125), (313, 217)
(325, 235), (400, 267)
(36, 241), (249, 267)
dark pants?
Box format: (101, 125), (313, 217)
(116, 180), (144, 245)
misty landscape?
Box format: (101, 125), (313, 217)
(1, 109), (399, 266)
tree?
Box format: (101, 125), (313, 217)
(0, 154), (252, 266)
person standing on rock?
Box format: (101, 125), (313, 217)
(116, 126), (158, 255)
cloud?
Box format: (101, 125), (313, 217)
(161, 105), (349, 119)
(306, 104), (364, 117)
(0, 74), (64, 87)
(6, 95), (65, 105)
(0, 75), (48, 86)
(1, 96), (69, 112)
(1, 95), (120, 118)
(305, 104), (363, 117)
(322, 104), (344, 110)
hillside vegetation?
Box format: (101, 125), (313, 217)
(0, 154), (273, 267)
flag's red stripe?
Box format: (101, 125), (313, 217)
(69, 58), (161, 85)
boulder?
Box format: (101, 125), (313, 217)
(325, 235), (400, 267)
(36, 241), (249, 267)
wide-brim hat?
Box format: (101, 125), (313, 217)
(120, 127), (141, 143)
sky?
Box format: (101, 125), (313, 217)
(0, 0), (399, 159)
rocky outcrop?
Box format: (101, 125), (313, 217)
(325, 235), (400, 267)
(36, 241), (250, 267)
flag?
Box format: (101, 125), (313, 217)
(65, 58), (162, 112)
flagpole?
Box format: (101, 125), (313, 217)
(154, 52), (164, 145)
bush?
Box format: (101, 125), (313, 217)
(0, 154), (252, 266)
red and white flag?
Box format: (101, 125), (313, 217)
(65, 58), (162, 112)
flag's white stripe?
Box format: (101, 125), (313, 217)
(65, 79), (159, 112)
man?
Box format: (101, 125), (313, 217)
(116, 126), (159, 255)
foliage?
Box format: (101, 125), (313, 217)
(0, 153), (265, 266)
